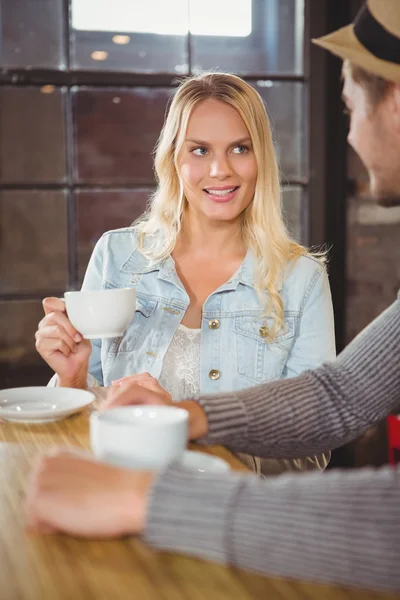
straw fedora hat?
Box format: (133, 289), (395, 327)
(313, 0), (400, 83)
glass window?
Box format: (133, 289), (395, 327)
(0, 300), (53, 387)
(72, 87), (171, 184)
(282, 186), (305, 243)
(0, 300), (44, 364)
(189, 0), (251, 36)
(71, 0), (251, 36)
(252, 81), (306, 180)
(0, 190), (68, 294)
(0, 86), (67, 184)
(191, 0), (304, 75)
(70, 0), (298, 75)
(70, 0), (188, 73)
(0, 0), (66, 69)
(76, 188), (152, 282)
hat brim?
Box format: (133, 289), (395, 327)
(313, 24), (400, 83)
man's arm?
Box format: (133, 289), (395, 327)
(145, 463), (400, 592)
(105, 297), (400, 458)
(25, 448), (400, 592)
(193, 298), (400, 458)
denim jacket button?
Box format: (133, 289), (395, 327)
(209, 369), (220, 380)
(208, 319), (220, 330)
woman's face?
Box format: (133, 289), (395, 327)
(177, 98), (258, 224)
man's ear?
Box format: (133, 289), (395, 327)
(390, 84), (400, 132)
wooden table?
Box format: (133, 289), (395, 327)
(0, 409), (398, 600)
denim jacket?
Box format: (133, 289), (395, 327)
(82, 227), (336, 474)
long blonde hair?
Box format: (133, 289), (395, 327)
(135, 72), (320, 340)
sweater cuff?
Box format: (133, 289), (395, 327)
(144, 466), (248, 564)
(195, 392), (249, 446)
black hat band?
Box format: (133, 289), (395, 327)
(354, 4), (400, 65)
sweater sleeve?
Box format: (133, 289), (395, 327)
(144, 463), (400, 592)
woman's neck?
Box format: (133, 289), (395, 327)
(176, 212), (245, 260)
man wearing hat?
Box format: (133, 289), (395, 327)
(26, 1), (400, 592)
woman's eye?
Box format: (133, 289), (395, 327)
(232, 145), (249, 154)
(191, 147), (208, 156)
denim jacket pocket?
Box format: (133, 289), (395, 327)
(104, 294), (157, 355)
(235, 314), (296, 382)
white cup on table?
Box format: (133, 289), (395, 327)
(63, 288), (136, 339)
(90, 406), (189, 470)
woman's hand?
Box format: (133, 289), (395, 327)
(25, 450), (154, 538)
(104, 373), (173, 410)
(103, 374), (209, 440)
(35, 297), (92, 388)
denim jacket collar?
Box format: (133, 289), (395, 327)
(120, 242), (257, 292)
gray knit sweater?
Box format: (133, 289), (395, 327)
(144, 298), (400, 592)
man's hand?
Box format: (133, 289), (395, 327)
(102, 374), (209, 440)
(108, 373), (173, 406)
(25, 450), (154, 538)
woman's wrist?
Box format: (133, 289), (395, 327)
(178, 400), (209, 440)
(57, 371), (88, 390)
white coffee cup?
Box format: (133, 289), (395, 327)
(90, 405), (189, 470)
(64, 288), (136, 339)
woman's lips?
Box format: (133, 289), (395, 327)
(203, 186), (240, 203)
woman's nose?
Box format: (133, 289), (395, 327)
(209, 155), (233, 179)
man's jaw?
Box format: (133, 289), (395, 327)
(370, 174), (400, 207)
(377, 195), (400, 207)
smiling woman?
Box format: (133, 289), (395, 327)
(36, 72), (336, 477)
(135, 72), (311, 340)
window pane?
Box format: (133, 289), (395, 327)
(0, 0), (66, 69)
(346, 192), (400, 344)
(70, 0), (188, 73)
(72, 87), (171, 184)
(0, 300), (53, 388)
(0, 190), (68, 294)
(191, 0), (304, 75)
(189, 0), (251, 36)
(76, 188), (152, 283)
(0, 86), (67, 184)
(0, 300), (44, 365)
(252, 81), (306, 180)
(282, 186), (304, 243)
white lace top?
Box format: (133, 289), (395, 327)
(159, 324), (201, 401)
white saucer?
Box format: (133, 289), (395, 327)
(178, 450), (230, 473)
(93, 449), (231, 474)
(0, 387), (95, 423)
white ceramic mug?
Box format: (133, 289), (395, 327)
(90, 405), (189, 470)
(64, 288), (136, 339)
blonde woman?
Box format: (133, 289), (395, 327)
(36, 72), (335, 475)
